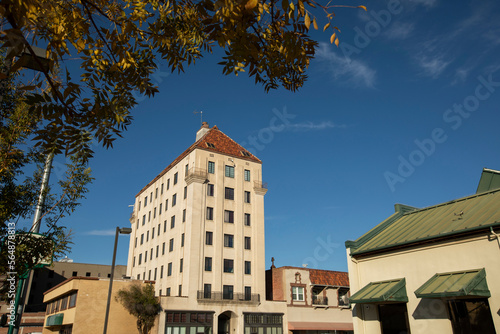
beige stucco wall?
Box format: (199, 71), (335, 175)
(347, 234), (500, 334)
(42, 278), (156, 334)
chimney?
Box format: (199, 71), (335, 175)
(196, 122), (210, 141)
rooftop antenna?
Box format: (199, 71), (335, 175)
(193, 110), (203, 126)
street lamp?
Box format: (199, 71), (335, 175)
(103, 226), (132, 334)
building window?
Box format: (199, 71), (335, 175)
(171, 215), (175, 228)
(85, 272), (91, 277)
(164, 220), (167, 232)
(146, 230), (149, 241)
(180, 258), (183, 273)
(378, 303), (411, 334)
(169, 238), (174, 252)
(135, 237), (137, 248)
(160, 265), (164, 278)
(447, 299), (496, 334)
(174, 172), (178, 185)
(150, 248), (153, 260)
(155, 188), (158, 198)
(183, 186), (187, 199)
(156, 245), (159, 258)
(182, 209), (186, 222)
(172, 194), (177, 206)
(140, 234), (144, 245)
(154, 267), (157, 280)
(292, 287), (304, 301)
(185, 164), (189, 176)
(161, 183), (164, 194)
(208, 161), (215, 174)
(224, 234), (234, 248)
(244, 191), (251, 203)
(144, 251), (147, 263)
(153, 207), (156, 218)
(207, 184), (214, 196)
(158, 224), (161, 236)
(178, 285), (182, 296)
(244, 237), (251, 250)
(245, 261), (251, 275)
(167, 262), (172, 276)
(223, 259), (234, 273)
(68, 292), (77, 308)
(244, 213), (251, 226)
(181, 233), (185, 247)
(224, 210), (234, 223)
(142, 215), (146, 225)
(223, 285), (233, 299)
(159, 203), (162, 215)
(138, 254), (142, 265)
(165, 199), (168, 211)
(162, 242), (165, 255)
(338, 288), (350, 306)
(225, 187), (234, 200)
(148, 211), (151, 222)
(167, 179), (170, 190)
(244, 169), (250, 181)
(206, 207), (214, 220)
(144, 196), (148, 206)
(204, 284), (212, 299)
(205, 257), (212, 271)
(245, 286), (252, 300)
(225, 165), (234, 178)
(152, 227), (155, 239)
(206, 231), (213, 245)
(166, 287), (171, 296)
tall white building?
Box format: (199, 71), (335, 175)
(127, 123), (287, 334)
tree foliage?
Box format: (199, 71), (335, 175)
(116, 283), (162, 334)
(0, 52), (93, 281)
(1, 0), (364, 161)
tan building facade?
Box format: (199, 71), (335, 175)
(42, 277), (154, 334)
(266, 265), (353, 334)
(345, 168), (500, 334)
(127, 123), (287, 334)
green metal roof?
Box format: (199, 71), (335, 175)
(415, 268), (490, 298)
(350, 278), (408, 304)
(346, 188), (500, 256)
(46, 313), (63, 327)
(476, 168), (500, 194)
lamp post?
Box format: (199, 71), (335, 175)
(103, 226), (132, 334)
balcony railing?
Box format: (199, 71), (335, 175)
(253, 181), (268, 189)
(185, 168), (208, 184)
(312, 296), (328, 306)
(197, 291), (260, 304)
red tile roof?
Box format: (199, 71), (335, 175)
(309, 269), (349, 287)
(136, 126), (260, 197)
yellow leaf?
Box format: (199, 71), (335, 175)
(304, 13), (311, 29)
(330, 32), (336, 44)
(358, 5), (367, 11)
(323, 22), (330, 32)
(245, 0), (258, 10)
(335, 38), (339, 47)
(313, 17), (318, 30)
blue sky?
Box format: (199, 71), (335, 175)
(24, 0), (500, 272)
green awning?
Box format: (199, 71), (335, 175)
(415, 268), (490, 298)
(350, 278), (408, 304)
(46, 313), (63, 327)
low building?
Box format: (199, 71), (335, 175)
(266, 262), (353, 334)
(42, 277), (154, 334)
(345, 168), (500, 334)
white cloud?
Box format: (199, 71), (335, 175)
(315, 42), (376, 88)
(451, 68), (470, 85)
(285, 121), (346, 131)
(415, 54), (452, 78)
(84, 229), (116, 236)
(384, 22), (415, 40)
(405, 0), (438, 8)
